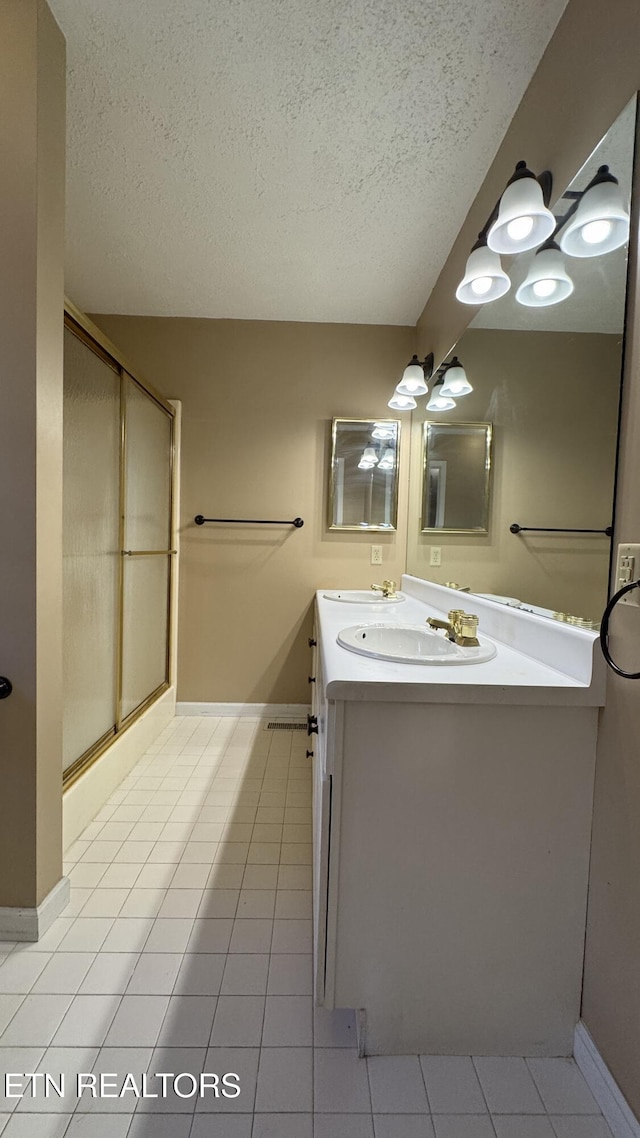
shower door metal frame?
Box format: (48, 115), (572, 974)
(63, 299), (176, 790)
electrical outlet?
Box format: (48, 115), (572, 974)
(371, 545), (383, 566)
(430, 547), (442, 567)
(615, 543), (640, 606)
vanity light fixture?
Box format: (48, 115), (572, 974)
(515, 240), (574, 307)
(426, 377), (456, 412)
(439, 356), (473, 397)
(388, 391), (417, 411)
(487, 161), (556, 254)
(358, 447), (379, 470)
(395, 353), (435, 397)
(559, 165), (630, 257)
(455, 236), (511, 305)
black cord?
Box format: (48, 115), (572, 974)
(599, 579), (640, 679)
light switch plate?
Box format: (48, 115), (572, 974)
(430, 547), (442, 567)
(615, 543), (640, 606)
(371, 545), (383, 565)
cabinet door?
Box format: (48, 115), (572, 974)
(312, 640), (331, 1004)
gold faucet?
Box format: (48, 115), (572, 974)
(444, 582), (471, 592)
(427, 609), (480, 647)
(370, 579), (398, 599)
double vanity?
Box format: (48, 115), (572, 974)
(311, 574), (606, 1057)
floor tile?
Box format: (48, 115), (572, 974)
(270, 919), (311, 953)
(368, 1055), (430, 1114)
(317, 1116), (375, 1138)
(57, 920), (114, 953)
(0, 995), (73, 1046)
(0, 997), (25, 1036)
(74, 1047), (153, 1114)
(237, 891), (276, 919)
(0, 954), (52, 994)
(128, 1114), (193, 1137)
(548, 1117), (614, 1137)
(473, 1057), (545, 1114)
(314, 1006), (357, 1047)
(314, 1048), (371, 1112)
(100, 918), (153, 952)
(267, 953), (312, 995)
(492, 1117), (555, 1137)
(211, 996), (265, 1047)
(252, 1114), (313, 1137)
(157, 888), (203, 918)
(229, 920), (273, 954)
(197, 1047), (260, 1112)
(52, 994), (121, 1046)
(254, 1046), (312, 1112)
(0, 1049), (46, 1111)
(261, 995), (312, 1046)
(420, 1056), (487, 1114)
(157, 995), (217, 1046)
(221, 955), (270, 996)
(277, 865), (312, 890)
(527, 1058), (600, 1114)
(170, 863), (211, 888)
(192, 1115), (252, 1136)
(144, 918), (194, 953)
(188, 918), (233, 954)
(104, 995), (170, 1046)
(126, 953), (182, 994)
(274, 889), (312, 918)
(77, 890), (129, 919)
(65, 1115), (132, 1137)
(1, 1116), (71, 1137)
(118, 889), (166, 918)
(242, 866), (278, 890)
(79, 953), (138, 995)
(433, 1119), (495, 1138)
(198, 890), (240, 918)
(174, 953), (226, 995)
(136, 1046), (206, 1112)
(17, 1045), (99, 1113)
(374, 1118), (435, 1138)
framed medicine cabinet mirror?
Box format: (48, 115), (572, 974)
(422, 422), (492, 533)
(329, 418), (400, 531)
(406, 94), (637, 624)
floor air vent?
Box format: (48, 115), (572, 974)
(265, 721), (307, 731)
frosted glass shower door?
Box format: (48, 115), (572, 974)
(63, 328), (120, 769)
(120, 375), (173, 721)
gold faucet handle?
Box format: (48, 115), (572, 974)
(382, 579), (397, 597)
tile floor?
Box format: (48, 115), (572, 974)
(0, 715), (615, 1137)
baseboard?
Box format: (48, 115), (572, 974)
(176, 702), (310, 718)
(574, 1020), (640, 1138)
(0, 876), (70, 942)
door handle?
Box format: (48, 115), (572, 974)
(307, 714), (318, 736)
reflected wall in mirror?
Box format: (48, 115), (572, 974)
(329, 418), (400, 530)
(407, 95), (637, 623)
(422, 422), (492, 533)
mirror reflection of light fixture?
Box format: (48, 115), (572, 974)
(358, 447), (379, 470)
(439, 356), (473, 397)
(371, 422), (395, 440)
(426, 377), (456, 412)
(487, 162), (556, 254)
(455, 237), (511, 305)
(559, 165), (630, 257)
(388, 391), (417, 411)
(515, 240), (574, 307)
(377, 447), (395, 471)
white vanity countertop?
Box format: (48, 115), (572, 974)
(316, 575), (606, 706)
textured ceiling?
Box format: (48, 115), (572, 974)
(49, 0), (568, 324)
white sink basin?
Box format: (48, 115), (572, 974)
(323, 590), (405, 604)
(337, 623), (497, 665)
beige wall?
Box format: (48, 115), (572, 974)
(407, 329), (621, 622)
(0, 0), (65, 908)
(412, 0), (640, 1116)
(89, 316), (415, 704)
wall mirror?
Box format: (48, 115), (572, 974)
(406, 94), (637, 622)
(329, 418), (400, 530)
(422, 422), (492, 533)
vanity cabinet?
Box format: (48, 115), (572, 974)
(313, 578), (605, 1058)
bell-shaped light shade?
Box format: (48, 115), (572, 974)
(559, 169), (630, 258)
(396, 355), (428, 396)
(377, 447), (395, 471)
(388, 391), (417, 411)
(362, 447), (378, 465)
(455, 243), (511, 305)
(515, 243), (574, 308)
(440, 357), (473, 397)
(371, 422), (395, 440)
(488, 170), (556, 254)
(426, 379), (456, 412)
